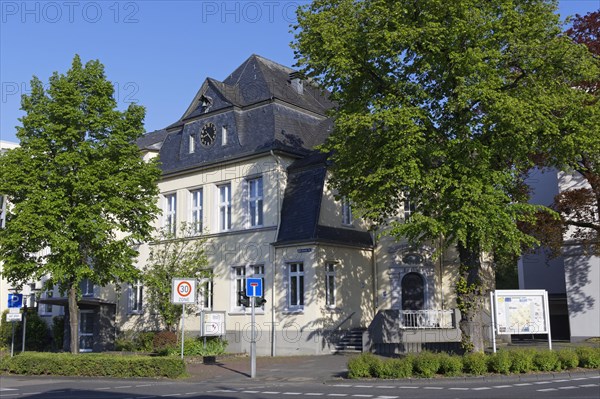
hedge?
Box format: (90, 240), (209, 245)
(0, 352), (186, 378)
(347, 347), (600, 379)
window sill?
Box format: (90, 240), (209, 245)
(283, 308), (304, 314)
(228, 309), (265, 316)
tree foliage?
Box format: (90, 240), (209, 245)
(0, 55), (161, 353)
(524, 10), (600, 257)
(293, 0), (599, 351)
(143, 223), (210, 332)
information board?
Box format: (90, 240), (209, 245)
(200, 311), (226, 337)
(493, 290), (550, 335)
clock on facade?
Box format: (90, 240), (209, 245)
(200, 123), (216, 147)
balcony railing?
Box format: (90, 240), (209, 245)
(399, 309), (455, 329)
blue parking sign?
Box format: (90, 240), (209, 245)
(246, 278), (263, 297)
(8, 294), (23, 308)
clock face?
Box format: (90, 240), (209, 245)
(200, 123), (216, 147)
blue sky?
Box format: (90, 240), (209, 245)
(1, 0), (598, 144)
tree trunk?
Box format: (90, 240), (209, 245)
(68, 284), (79, 354)
(457, 242), (486, 353)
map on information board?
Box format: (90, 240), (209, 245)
(493, 290), (549, 334)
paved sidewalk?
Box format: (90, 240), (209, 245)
(184, 354), (352, 383)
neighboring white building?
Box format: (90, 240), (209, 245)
(519, 168), (600, 342)
(0, 140), (42, 318)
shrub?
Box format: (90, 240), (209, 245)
(348, 353), (380, 379)
(51, 316), (64, 351)
(533, 350), (560, 372)
(162, 337), (228, 357)
(153, 331), (177, 352)
(576, 346), (600, 368)
(382, 357), (413, 379)
(115, 331), (156, 352)
(557, 349), (579, 370)
(0, 352), (185, 378)
(509, 349), (535, 373)
(463, 352), (487, 375)
(413, 351), (440, 378)
(438, 353), (462, 376)
(488, 350), (511, 374)
(0, 310), (51, 352)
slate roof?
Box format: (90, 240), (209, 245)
(137, 55), (335, 176)
(275, 152), (374, 248)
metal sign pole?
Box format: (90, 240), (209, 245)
(251, 298), (256, 379)
(21, 308), (27, 353)
(181, 303), (185, 360)
(490, 291), (497, 353)
(10, 322), (15, 357)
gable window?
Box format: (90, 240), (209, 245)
(165, 193), (177, 235)
(128, 279), (143, 314)
(325, 262), (336, 308)
(218, 183), (232, 231)
(190, 188), (203, 234)
(288, 262), (305, 309)
(342, 197), (352, 225)
(222, 126), (228, 146)
(189, 133), (195, 154)
(247, 177), (263, 227)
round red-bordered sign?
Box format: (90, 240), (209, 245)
(177, 281), (192, 297)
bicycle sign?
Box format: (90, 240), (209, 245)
(171, 278), (197, 304)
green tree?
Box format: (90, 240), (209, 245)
(143, 223), (211, 332)
(0, 55), (161, 353)
(293, 0), (599, 351)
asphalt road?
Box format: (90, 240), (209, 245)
(1, 372), (599, 399)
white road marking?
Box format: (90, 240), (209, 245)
(492, 385), (512, 388)
(537, 388), (557, 392)
(243, 391), (259, 394)
(328, 394), (348, 397)
(514, 383), (532, 386)
(423, 387), (443, 390)
(376, 396), (399, 399)
(283, 392), (302, 395)
(375, 386), (395, 389)
(472, 387), (491, 390)
(558, 386), (578, 389)
(306, 394), (325, 396)
(351, 395), (373, 397)
(534, 381), (551, 384)
(449, 388), (469, 390)
(263, 392), (281, 394)
(355, 385), (373, 388)
(398, 386), (418, 389)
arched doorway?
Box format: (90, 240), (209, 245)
(401, 272), (424, 311)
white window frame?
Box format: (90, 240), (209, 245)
(80, 279), (95, 297)
(164, 193), (177, 235)
(189, 133), (195, 153)
(230, 265), (265, 313)
(190, 188), (203, 235)
(325, 262), (336, 308)
(128, 279), (143, 314)
(198, 277), (213, 310)
(404, 199), (415, 221)
(287, 262), (305, 310)
(247, 177), (263, 228)
(218, 183), (232, 231)
(0, 194), (6, 229)
(342, 197), (352, 225)
(232, 266), (246, 312)
(40, 290), (53, 316)
(221, 126), (228, 146)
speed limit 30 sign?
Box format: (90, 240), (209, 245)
(171, 278), (197, 304)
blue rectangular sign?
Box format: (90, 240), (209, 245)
(246, 278), (263, 297)
(8, 293), (23, 308)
